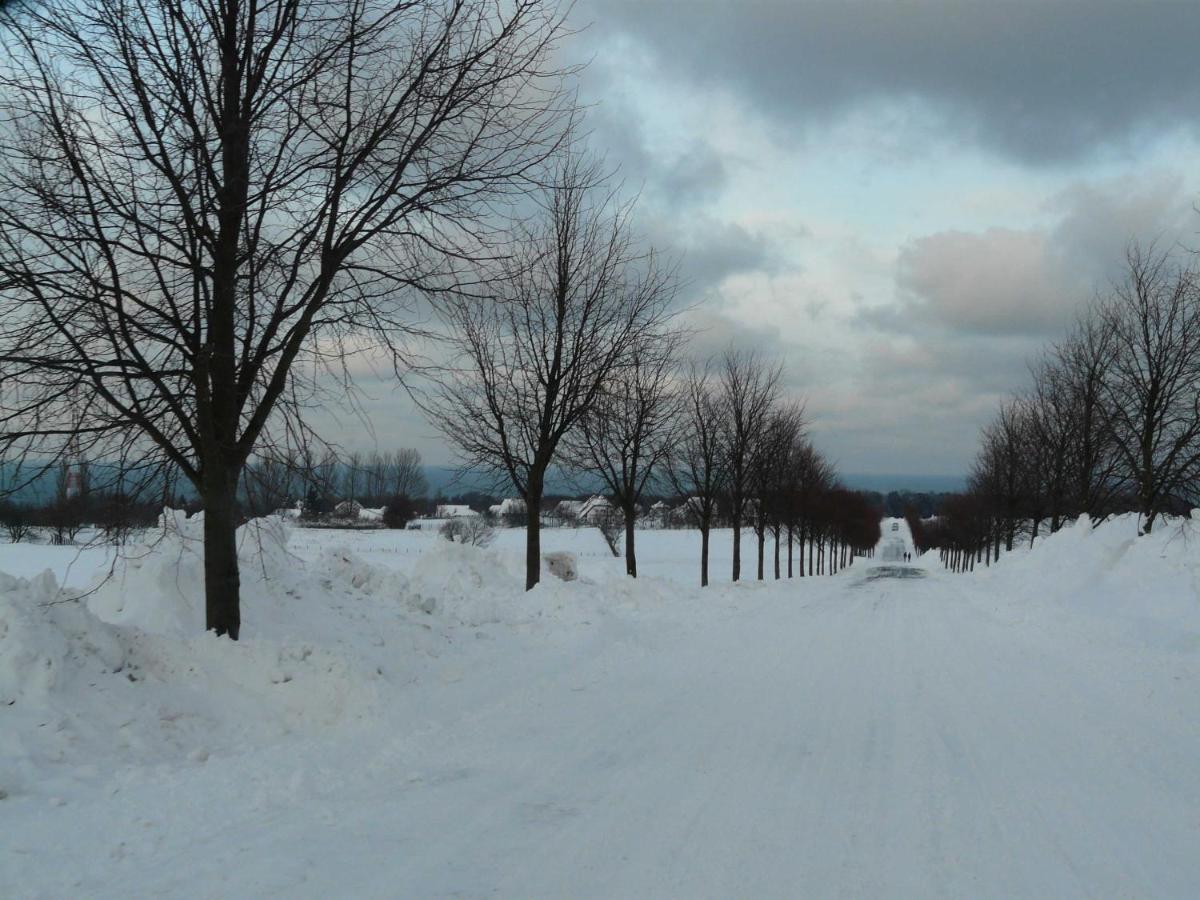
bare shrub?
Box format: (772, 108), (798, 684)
(597, 519), (621, 558)
(0, 500), (32, 543)
(439, 518), (495, 547)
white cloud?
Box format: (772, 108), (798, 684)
(895, 227), (1078, 336)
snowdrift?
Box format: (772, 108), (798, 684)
(82, 509), (294, 634)
(8, 508), (1194, 802)
(0, 569), (124, 711)
(0, 562), (379, 797)
(966, 512), (1200, 653)
(5, 513), (1200, 897)
(0, 511), (677, 791)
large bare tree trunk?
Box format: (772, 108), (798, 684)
(525, 492), (542, 590)
(756, 527), (765, 580)
(202, 472), (241, 638)
(731, 513), (742, 582)
(624, 506), (638, 578)
(700, 523), (710, 587)
(1140, 472), (1157, 534)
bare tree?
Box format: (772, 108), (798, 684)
(439, 516), (495, 547)
(426, 155), (676, 590)
(384, 448), (428, 501)
(569, 332), (681, 577)
(363, 451), (388, 502)
(786, 438), (834, 578)
(0, 500), (33, 543)
(1054, 311), (1122, 519)
(358, 448), (427, 505)
(342, 452), (364, 505)
(1101, 245), (1200, 532)
(297, 449), (341, 516)
(241, 451), (298, 517)
(0, 0), (573, 636)
(750, 402), (805, 580)
(666, 361), (727, 587)
(1023, 376), (1069, 539)
(972, 400), (1034, 555)
(719, 349), (782, 582)
(47, 455), (89, 544)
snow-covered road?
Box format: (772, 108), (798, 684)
(9, 552), (1199, 898)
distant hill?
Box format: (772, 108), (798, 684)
(425, 466), (966, 499)
(422, 465), (601, 498)
(838, 473), (966, 494)
(4, 459), (965, 505)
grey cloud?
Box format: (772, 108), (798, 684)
(809, 330), (1043, 474)
(578, 0), (1200, 163)
(679, 302), (833, 394)
(893, 227), (1081, 336)
(583, 85), (729, 209)
(1047, 173), (1196, 276)
(681, 307), (790, 364)
(584, 94), (656, 184)
(637, 212), (783, 301)
(882, 172), (1195, 337)
(657, 142), (728, 206)
(832, 174), (1197, 473)
(677, 218), (777, 289)
(862, 333), (1041, 402)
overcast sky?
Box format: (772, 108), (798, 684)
(339, 0), (1200, 479)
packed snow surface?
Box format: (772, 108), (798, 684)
(2, 514), (1199, 897)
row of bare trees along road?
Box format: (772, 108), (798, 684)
(915, 244), (1200, 570)
(0, 0), (880, 636)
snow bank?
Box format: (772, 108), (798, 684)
(82, 509), (293, 635)
(0, 511), (676, 787)
(0, 514), (386, 786)
(305, 524), (653, 628)
(0, 570), (124, 710)
(970, 512), (1200, 652)
(0, 570), (132, 796)
(406, 541), (616, 626)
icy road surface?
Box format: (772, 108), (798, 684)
(6, 552), (1199, 898)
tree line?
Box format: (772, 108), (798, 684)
(0, 446), (431, 540)
(663, 351), (880, 587)
(428, 243), (882, 591)
(0, 457), (171, 545)
(414, 148), (880, 589)
(916, 244), (1200, 571)
(241, 449), (428, 518)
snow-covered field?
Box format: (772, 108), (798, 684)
(3, 514), (1200, 897)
